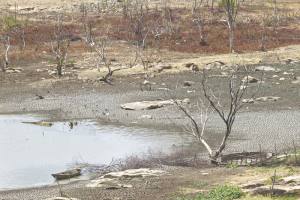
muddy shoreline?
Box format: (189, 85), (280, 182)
(0, 62), (299, 199)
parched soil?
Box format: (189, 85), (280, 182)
(0, 1), (300, 199)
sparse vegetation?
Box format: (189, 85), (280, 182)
(177, 185), (243, 200)
(0, 1), (299, 200)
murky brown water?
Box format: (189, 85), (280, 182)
(0, 115), (191, 189)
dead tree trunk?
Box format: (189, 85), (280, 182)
(1, 35), (10, 72)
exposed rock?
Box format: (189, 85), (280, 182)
(187, 90), (195, 93)
(248, 185), (300, 196)
(87, 168), (165, 190)
(255, 96), (280, 102)
(181, 98), (191, 104)
(86, 178), (133, 189)
(139, 115), (153, 119)
(103, 168), (165, 179)
(184, 63), (197, 68)
(154, 64), (172, 73)
(5, 67), (23, 73)
(282, 58), (300, 64)
(242, 98), (255, 104)
(283, 71), (293, 75)
(205, 61), (226, 70)
(121, 99), (189, 110)
(279, 77), (285, 81)
(255, 66), (276, 72)
(121, 100), (174, 110)
(272, 75), (279, 78)
(280, 175), (300, 185)
(183, 81), (194, 87)
(292, 76), (300, 84)
(242, 76), (259, 83)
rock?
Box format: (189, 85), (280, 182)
(292, 76), (300, 84)
(154, 64), (172, 73)
(5, 67), (23, 73)
(184, 63), (195, 68)
(279, 77), (285, 81)
(283, 71), (292, 75)
(182, 98), (191, 104)
(242, 98), (255, 103)
(280, 175), (300, 185)
(139, 115), (153, 119)
(242, 76), (259, 83)
(255, 96), (280, 102)
(35, 94), (44, 100)
(272, 75), (279, 78)
(255, 66), (276, 72)
(248, 185), (300, 196)
(121, 99), (189, 110)
(183, 81), (194, 87)
(187, 90), (195, 93)
(121, 100), (174, 110)
(205, 61), (226, 70)
(103, 168), (165, 179)
(86, 178), (132, 189)
(282, 58), (300, 64)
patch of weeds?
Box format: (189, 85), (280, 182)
(226, 162), (239, 169)
(176, 185), (243, 200)
(206, 185), (243, 200)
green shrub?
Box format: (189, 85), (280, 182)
(176, 185), (243, 200)
(206, 185), (243, 200)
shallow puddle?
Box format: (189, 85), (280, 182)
(0, 115), (190, 189)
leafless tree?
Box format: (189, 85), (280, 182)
(220, 0), (239, 53)
(0, 35), (10, 72)
(192, 1), (208, 45)
(176, 67), (260, 163)
(128, 1), (150, 49)
(83, 20), (138, 84)
(51, 15), (70, 77)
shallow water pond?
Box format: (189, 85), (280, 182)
(0, 115), (189, 189)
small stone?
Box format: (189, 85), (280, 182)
(255, 66), (276, 72)
(187, 90), (195, 93)
(139, 115), (152, 119)
(242, 76), (259, 83)
(291, 76), (300, 84)
(242, 98), (255, 103)
(183, 81), (194, 87)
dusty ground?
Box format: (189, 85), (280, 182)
(0, 0), (300, 199)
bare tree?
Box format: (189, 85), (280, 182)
(83, 20), (138, 84)
(192, 1), (208, 45)
(0, 35), (10, 72)
(176, 67), (259, 163)
(51, 15), (70, 77)
(220, 0), (239, 53)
